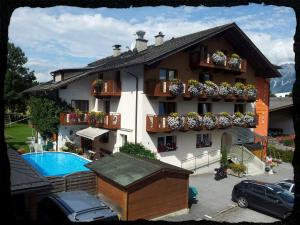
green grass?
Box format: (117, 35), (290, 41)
(5, 122), (35, 153)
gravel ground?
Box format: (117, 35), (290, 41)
(162, 162), (293, 222)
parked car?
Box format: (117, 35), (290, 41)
(232, 180), (294, 219)
(37, 191), (119, 223)
(276, 179), (295, 194)
(188, 186), (199, 205)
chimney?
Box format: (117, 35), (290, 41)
(155, 32), (164, 46)
(135, 30), (148, 52)
(113, 44), (121, 57)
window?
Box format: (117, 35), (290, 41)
(98, 73), (103, 79)
(104, 101), (110, 113)
(200, 45), (208, 61)
(199, 73), (213, 82)
(159, 69), (177, 80)
(157, 136), (177, 152)
(71, 100), (89, 112)
(235, 78), (246, 84)
(196, 134), (212, 148)
(266, 189), (278, 201)
(252, 185), (266, 197)
(159, 102), (176, 115)
(234, 104), (245, 113)
(198, 103), (212, 115)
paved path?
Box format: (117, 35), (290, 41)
(163, 162), (293, 222)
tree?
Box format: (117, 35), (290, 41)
(5, 42), (37, 113)
(120, 142), (156, 159)
(29, 97), (63, 139)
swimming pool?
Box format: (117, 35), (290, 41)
(22, 152), (91, 176)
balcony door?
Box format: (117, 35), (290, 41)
(159, 102), (176, 115)
(104, 100), (110, 113)
(71, 100), (89, 112)
(198, 103), (212, 115)
(159, 69), (177, 80)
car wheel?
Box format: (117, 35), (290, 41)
(237, 196), (248, 208)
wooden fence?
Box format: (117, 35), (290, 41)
(37, 171), (97, 200)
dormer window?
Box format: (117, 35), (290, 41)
(54, 72), (64, 82)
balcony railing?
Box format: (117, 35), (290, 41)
(145, 80), (256, 102)
(91, 80), (121, 97)
(198, 53), (247, 73)
(146, 114), (257, 133)
(60, 112), (121, 130)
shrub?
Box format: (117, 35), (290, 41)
(232, 112), (245, 127)
(167, 112), (184, 130)
(188, 79), (204, 96)
(89, 112), (97, 124)
(267, 145), (294, 163)
(244, 112), (256, 127)
(245, 84), (257, 99)
(232, 82), (245, 97)
(229, 163), (247, 174)
(203, 112), (217, 130)
(219, 82), (232, 97)
(218, 112), (232, 128)
(92, 79), (103, 88)
(120, 142), (156, 159)
(212, 50), (226, 65)
(228, 53), (241, 68)
(204, 80), (219, 97)
(96, 111), (105, 123)
(169, 79), (184, 96)
(282, 140), (294, 147)
(186, 112), (202, 129)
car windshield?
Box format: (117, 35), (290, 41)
(278, 191), (294, 204)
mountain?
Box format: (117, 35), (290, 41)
(270, 63), (295, 94)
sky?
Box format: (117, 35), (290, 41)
(9, 4), (296, 82)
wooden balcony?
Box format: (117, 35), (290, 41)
(94, 113), (121, 130)
(146, 114), (258, 133)
(60, 112), (121, 130)
(190, 53), (247, 74)
(60, 112), (89, 126)
(91, 80), (121, 97)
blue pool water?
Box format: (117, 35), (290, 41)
(22, 152), (91, 176)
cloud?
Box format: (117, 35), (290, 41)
(9, 6), (295, 81)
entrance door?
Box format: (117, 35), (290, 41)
(81, 137), (93, 152)
(104, 101), (110, 113)
(221, 132), (232, 155)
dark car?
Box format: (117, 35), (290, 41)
(232, 180), (294, 219)
(37, 191), (119, 224)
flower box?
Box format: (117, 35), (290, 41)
(169, 79), (184, 96)
(211, 50), (226, 65)
(167, 112), (184, 130)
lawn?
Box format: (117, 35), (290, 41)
(5, 122), (35, 153)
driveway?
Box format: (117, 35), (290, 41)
(162, 163), (293, 222)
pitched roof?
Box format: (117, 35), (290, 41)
(85, 152), (192, 190)
(9, 149), (52, 194)
(270, 97), (293, 112)
(25, 23), (281, 92)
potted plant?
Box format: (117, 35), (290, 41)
(187, 79), (204, 96)
(74, 108), (85, 122)
(232, 112), (245, 127)
(211, 50), (226, 65)
(96, 111), (105, 124)
(244, 112), (256, 127)
(203, 112), (217, 130)
(186, 112), (202, 129)
(245, 84), (257, 99)
(167, 112), (184, 130)
(169, 79), (184, 96)
(219, 82), (232, 98)
(69, 112), (78, 123)
(218, 112), (232, 128)
(232, 82), (245, 98)
(204, 80), (219, 97)
(228, 163), (247, 177)
(92, 79), (104, 93)
(228, 53), (241, 68)
(89, 111), (97, 125)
